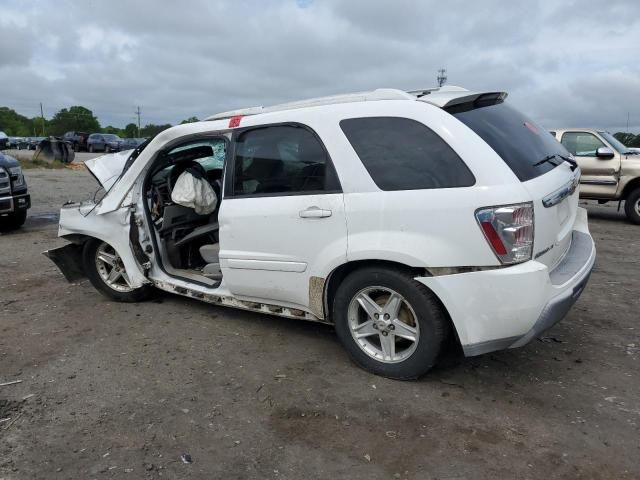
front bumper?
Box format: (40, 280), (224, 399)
(416, 207), (595, 356)
(0, 193), (31, 214)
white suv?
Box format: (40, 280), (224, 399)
(46, 86), (595, 379)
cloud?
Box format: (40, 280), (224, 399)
(0, 0), (638, 132)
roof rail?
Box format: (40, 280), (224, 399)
(206, 88), (415, 121)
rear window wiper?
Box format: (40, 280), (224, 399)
(534, 153), (578, 171)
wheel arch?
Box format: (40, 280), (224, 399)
(620, 177), (640, 200)
(322, 259), (460, 347)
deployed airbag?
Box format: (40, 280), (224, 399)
(170, 170), (217, 215)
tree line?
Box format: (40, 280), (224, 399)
(0, 105), (200, 139)
(613, 132), (640, 148)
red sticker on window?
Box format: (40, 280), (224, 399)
(229, 115), (243, 128)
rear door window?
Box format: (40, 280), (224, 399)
(339, 117), (475, 191)
(450, 102), (569, 182)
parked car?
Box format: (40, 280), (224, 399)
(62, 131), (89, 152)
(28, 137), (45, 150)
(7, 137), (22, 149)
(17, 137), (30, 150)
(0, 131), (8, 150)
(87, 133), (124, 153)
(121, 138), (146, 150)
(550, 129), (640, 223)
(45, 86), (595, 379)
(0, 151), (30, 229)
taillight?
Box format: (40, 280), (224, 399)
(475, 202), (534, 265)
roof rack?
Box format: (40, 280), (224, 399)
(206, 88), (415, 121)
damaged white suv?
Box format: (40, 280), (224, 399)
(46, 86), (595, 379)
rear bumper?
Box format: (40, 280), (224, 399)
(416, 207), (595, 356)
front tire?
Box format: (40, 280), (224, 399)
(624, 188), (640, 224)
(88, 144), (94, 153)
(0, 210), (27, 230)
(83, 239), (154, 302)
(333, 267), (447, 380)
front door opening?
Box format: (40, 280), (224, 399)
(145, 137), (227, 286)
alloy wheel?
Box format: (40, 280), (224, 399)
(347, 286), (420, 363)
(95, 242), (134, 292)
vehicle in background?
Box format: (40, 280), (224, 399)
(121, 138), (146, 150)
(17, 138), (30, 150)
(46, 86), (595, 379)
(550, 128), (640, 223)
(8, 137), (22, 149)
(62, 131), (89, 152)
(87, 133), (124, 153)
(28, 137), (46, 150)
(0, 131), (8, 150)
(0, 151), (30, 229)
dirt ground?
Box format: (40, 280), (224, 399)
(1, 168), (638, 479)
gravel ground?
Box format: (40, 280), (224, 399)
(0, 168), (638, 479)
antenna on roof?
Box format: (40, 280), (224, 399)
(437, 68), (447, 87)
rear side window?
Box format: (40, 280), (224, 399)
(450, 102), (569, 182)
(339, 117), (475, 191)
(232, 125), (340, 196)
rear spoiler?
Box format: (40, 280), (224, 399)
(440, 92), (508, 113)
(417, 89), (508, 111)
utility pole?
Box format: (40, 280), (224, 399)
(40, 102), (46, 136)
(135, 106), (141, 137)
(437, 68), (447, 87)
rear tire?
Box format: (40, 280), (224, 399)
(83, 239), (154, 302)
(333, 266), (447, 380)
(624, 187), (640, 224)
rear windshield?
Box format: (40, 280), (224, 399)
(449, 102), (569, 182)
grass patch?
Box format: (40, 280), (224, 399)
(20, 158), (68, 169)
(11, 152), (68, 169)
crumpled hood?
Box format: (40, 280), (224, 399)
(84, 149), (132, 190)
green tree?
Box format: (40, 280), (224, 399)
(124, 123), (138, 138)
(0, 107), (38, 136)
(180, 116), (200, 124)
(140, 123), (172, 137)
(102, 125), (124, 136)
(614, 132), (640, 148)
(48, 106), (101, 136)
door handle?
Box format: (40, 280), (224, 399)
(299, 206), (332, 218)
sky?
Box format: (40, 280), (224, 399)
(1, 0), (639, 132)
